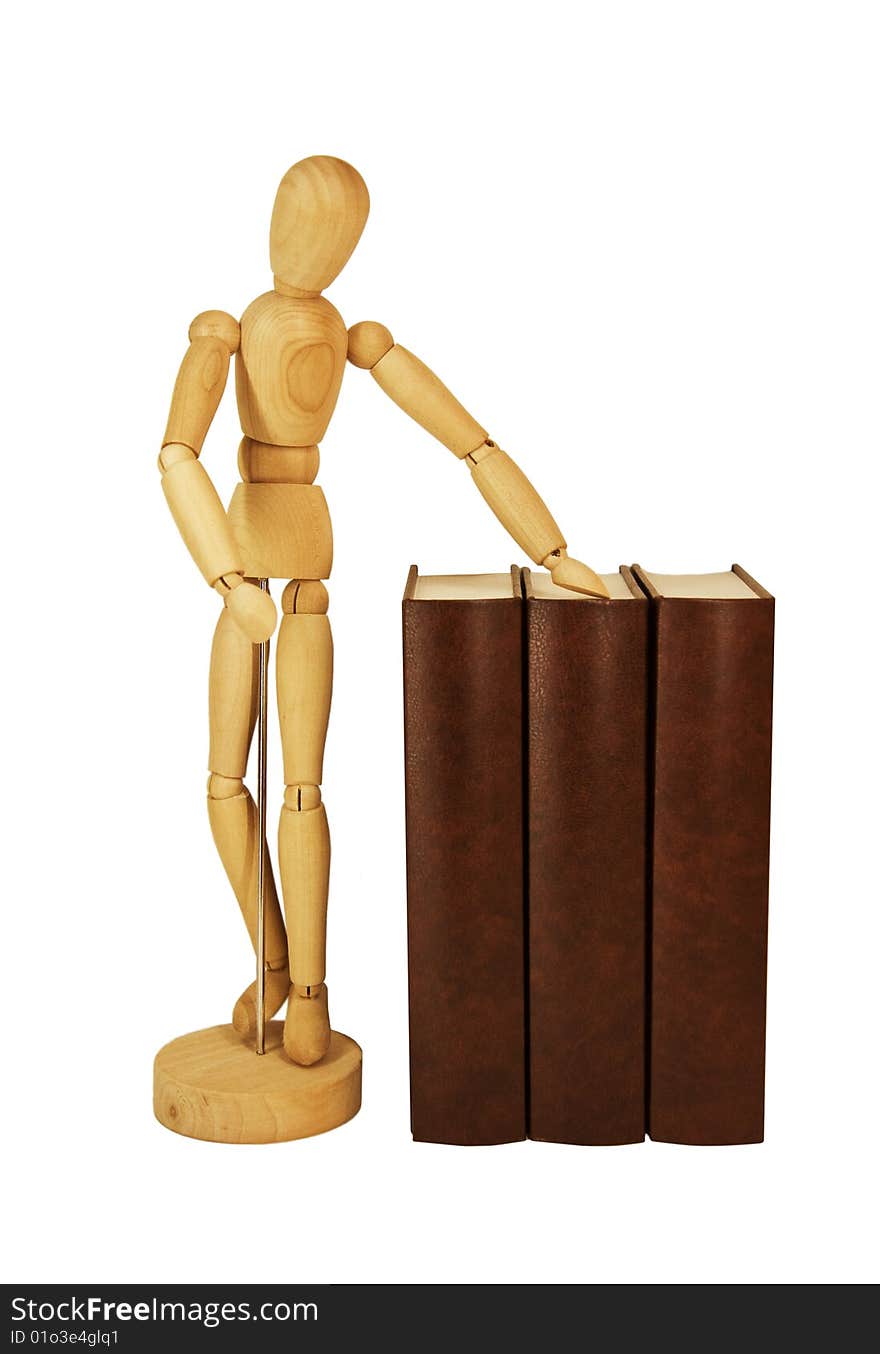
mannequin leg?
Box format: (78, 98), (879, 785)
(207, 599), (289, 1035)
(277, 580), (333, 1066)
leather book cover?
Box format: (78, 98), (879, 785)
(402, 566), (526, 1144)
(524, 567), (649, 1145)
(633, 564), (774, 1145)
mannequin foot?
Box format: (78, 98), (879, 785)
(284, 983), (331, 1066)
(232, 965), (290, 1038)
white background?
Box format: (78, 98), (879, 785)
(2, 0), (877, 1285)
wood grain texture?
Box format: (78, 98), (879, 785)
(153, 1022), (361, 1144)
(188, 310), (240, 352)
(270, 156), (370, 294)
(370, 344), (487, 456)
(281, 580), (329, 615)
(162, 453), (242, 585)
(467, 444), (565, 564)
(364, 346), (607, 596)
(278, 803), (330, 993)
(221, 576), (277, 643)
(163, 335), (231, 453)
(275, 601), (334, 1062)
(207, 608), (289, 1003)
(238, 437), (319, 484)
(347, 320), (394, 369)
(277, 612), (333, 787)
(285, 981), (332, 1067)
(236, 292), (348, 446)
(207, 786), (289, 972)
(231, 967), (291, 1042)
(208, 606), (258, 777)
(226, 483), (333, 581)
(546, 551), (610, 598)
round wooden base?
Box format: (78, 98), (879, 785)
(153, 1020), (362, 1144)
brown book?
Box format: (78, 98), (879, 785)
(633, 565), (774, 1145)
(402, 567), (526, 1144)
(524, 568), (649, 1145)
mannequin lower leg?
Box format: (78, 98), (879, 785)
(277, 580), (333, 1066)
(207, 605), (289, 1034)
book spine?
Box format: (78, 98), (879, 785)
(526, 581), (649, 1144)
(402, 579), (526, 1144)
(648, 594), (774, 1144)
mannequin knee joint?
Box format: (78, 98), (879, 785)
(283, 783), (322, 812)
(207, 774), (244, 800)
(281, 580), (329, 615)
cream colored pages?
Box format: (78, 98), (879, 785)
(414, 571), (633, 600)
(645, 571), (758, 599)
(413, 573), (515, 600)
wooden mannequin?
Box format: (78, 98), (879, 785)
(153, 155), (607, 1143)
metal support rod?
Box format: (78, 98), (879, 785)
(255, 579), (269, 1055)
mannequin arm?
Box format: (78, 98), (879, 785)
(347, 322), (608, 597)
(158, 311), (276, 642)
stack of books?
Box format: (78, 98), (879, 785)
(402, 564), (774, 1146)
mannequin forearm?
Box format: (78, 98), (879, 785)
(158, 445), (275, 641)
(464, 441), (565, 566)
(159, 443), (243, 587)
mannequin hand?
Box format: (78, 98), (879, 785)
(218, 575), (278, 642)
(544, 549), (610, 599)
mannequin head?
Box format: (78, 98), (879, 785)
(270, 155), (370, 294)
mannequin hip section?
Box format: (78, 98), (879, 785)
(228, 442), (332, 581)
